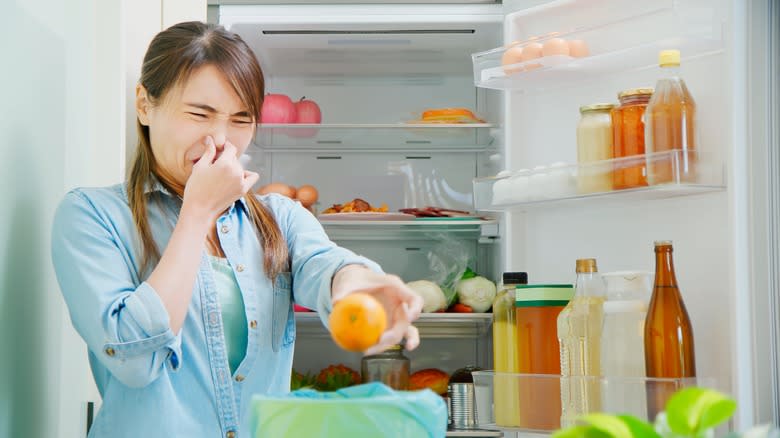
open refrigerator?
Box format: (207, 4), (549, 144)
(216, 0), (773, 436)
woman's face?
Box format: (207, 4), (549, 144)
(137, 64), (255, 186)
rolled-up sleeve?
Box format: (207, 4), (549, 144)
(51, 190), (181, 388)
(275, 196), (382, 327)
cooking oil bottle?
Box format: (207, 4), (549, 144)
(558, 258), (606, 428)
(492, 272), (527, 427)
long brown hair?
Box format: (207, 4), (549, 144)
(128, 21), (288, 278)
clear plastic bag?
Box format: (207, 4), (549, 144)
(425, 234), (472, 305)
(250, 382), (447, 438)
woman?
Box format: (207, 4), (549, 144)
(51, 21), (423, 437)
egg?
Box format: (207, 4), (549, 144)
(542, 38), (570, 57)
(295, 184), (319, 207)
(568, 39), (590, 58)
(258, 182), (296, 199)
(519, 42), (543, 71)
(501, 46), (525, 75)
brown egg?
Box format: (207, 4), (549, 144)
(501, 46), (524, 75)
(258, 182), (296, 199)
(295, 185), (319, 207)
(568, 39), (590, 58)
(542, 38), (570, 57)
(519, 42), (543, 71)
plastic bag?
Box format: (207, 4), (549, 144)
(425, 234), (472, 305)
(250, 382), (447, 438)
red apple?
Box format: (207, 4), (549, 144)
(294, 97), (322, 123)
(260, 94), (297, 124)
(289, 97), (322, 138)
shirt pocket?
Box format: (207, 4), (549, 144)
(271, 272), (295, 352)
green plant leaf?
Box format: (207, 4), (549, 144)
(461, 267), (477, 280)
(665, 387), (736, 435)
(697, 398), (736, 432)
(580, 413), (633, 437)
(617, 415), (661, 438)
(552, 426), (611, 438)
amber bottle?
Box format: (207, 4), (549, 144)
(644, 241), (696, 419)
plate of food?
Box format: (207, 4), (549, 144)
(318, 212), (417, 221)
(318, 198), (415, 221)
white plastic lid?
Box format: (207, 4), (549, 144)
(602, 271), (652, 300)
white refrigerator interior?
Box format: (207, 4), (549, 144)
(218, 0), (779, 435)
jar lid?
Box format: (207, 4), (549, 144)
(618, 87), (654, 100)
(579, 103), (615, 114)
(503, 272), (528, 284)
(515, 284), (574, 307)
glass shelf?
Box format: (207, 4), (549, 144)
(473, 150), (725, 212)
(321, 219), (499, 241)
(472, 0), (723, 92)
(295, 312), (493, 339)
(254, 123), (497, 151)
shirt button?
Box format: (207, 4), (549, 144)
(221, 225), (230, 234)
(104, 347), (115, 357)
(249, 320), (257, 329)
(235, 375), (245, 382)
(226, 432), (235, 438)
(236, 264), (245, 273)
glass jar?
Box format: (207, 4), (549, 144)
(611, 88), (653, 189)
(576, 103), (615, 194)
(361, 345), (410, 390)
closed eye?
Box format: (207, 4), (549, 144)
(187, 112), (208, 119)
(233, 119), (253, 125)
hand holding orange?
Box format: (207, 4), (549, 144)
(329, 293), (388, 352)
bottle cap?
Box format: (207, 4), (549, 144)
(503, 272), (528, 284)
(654, 240), (674, 251)
(575, 258), (598, 273)
(579, 103), (615, 114)
(618, 87), (654, 100)
(659, 49), (681, 67)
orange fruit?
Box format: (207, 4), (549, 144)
(329, 293), (387, 352)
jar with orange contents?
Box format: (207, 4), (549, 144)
(611, 88), (653, 189)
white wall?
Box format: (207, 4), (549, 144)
(0, 1), (204, 437)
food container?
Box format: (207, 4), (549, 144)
(611, 88), (654, 189)
(361, 345), (410, 390)
(447, 366), (483, 430)
(577, 103), (616, 194)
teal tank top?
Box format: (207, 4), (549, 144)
(208, 255), (248, 374)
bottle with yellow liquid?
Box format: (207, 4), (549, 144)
(492, 272), (527, 427)
(558, 258), (606, 428)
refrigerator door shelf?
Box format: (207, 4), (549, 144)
(472, 0), (723, 92)
(472, 150), (725, 212)
(295, 312), (493, 339)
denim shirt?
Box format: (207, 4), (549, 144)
(50, 182), (381, 438)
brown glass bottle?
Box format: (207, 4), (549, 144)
(644, 241), (696, 419)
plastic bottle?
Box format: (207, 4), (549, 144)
(600, 271), (652, 419)
(644, 241), (696, 420)
(644, 49), (697, 184)
(558, 258), (606, 428)
(492, 272), (528, 427)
